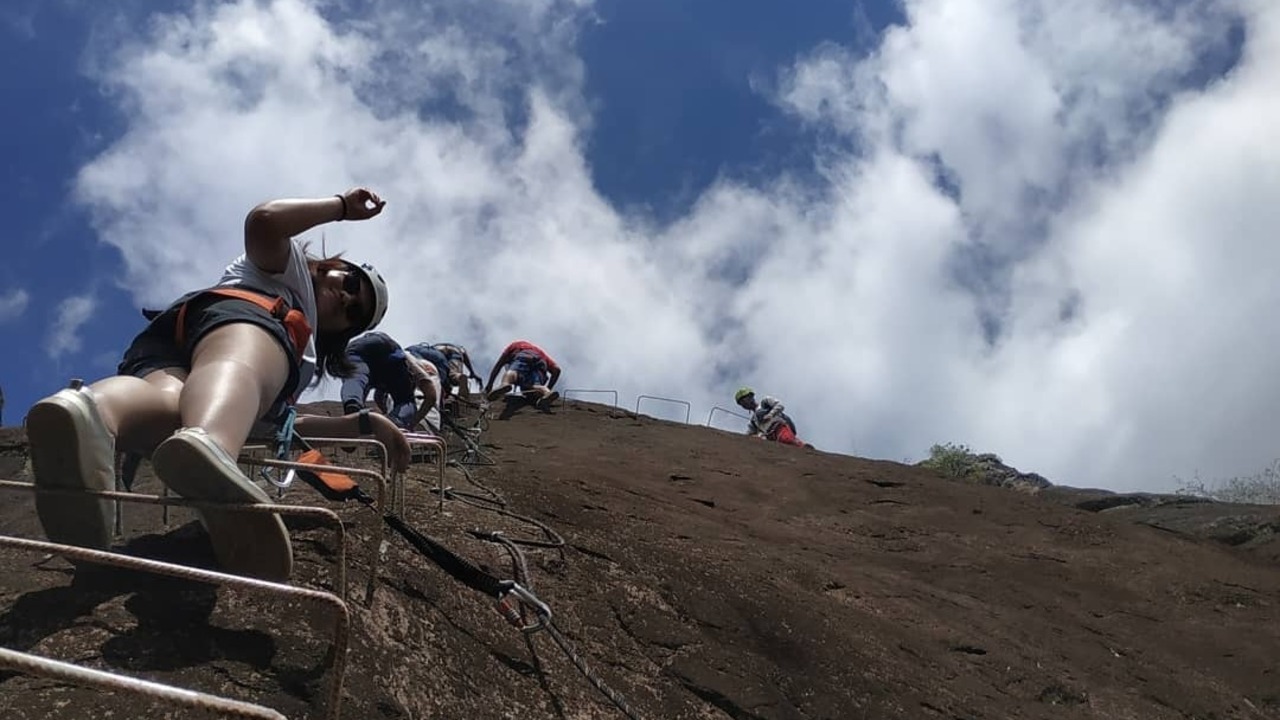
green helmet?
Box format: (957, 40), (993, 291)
(734, 386), (755, 403)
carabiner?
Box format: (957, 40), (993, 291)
(496, 581), (552, 633)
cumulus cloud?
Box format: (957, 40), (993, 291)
(72, 0), (1279, 491)
(773, 0), (1277, 486)
(46, 295), (96, 359)
(0, 289), (29, 324)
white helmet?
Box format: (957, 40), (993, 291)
(344, 260), (389, 331)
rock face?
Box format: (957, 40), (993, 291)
(918, 443), (1280, 563)
(0, 403), (1278, 720)
(916, 444), (1053, 492)
(966, 453), (1053, 492)
(1037, 485), (1280, 565)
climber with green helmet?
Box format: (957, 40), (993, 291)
(734, 387), (810, 448)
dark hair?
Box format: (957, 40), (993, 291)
(303, 245), (360, 381)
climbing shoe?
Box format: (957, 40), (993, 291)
(152, 428), (293, 582)
(27, 386), (117, 551)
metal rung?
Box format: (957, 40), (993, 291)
(561, 389), (619, 413)
(0, 535), (349, 720)
(242, 437), (390, 492)
(0, 646), (288, 719)
(305, 435), (445, 518)
(0, 480), (349, 603)
(635, 395), (691, 424)
(400, 433), (448, 515)
(236, 455), (389, 605)
(706, 405), (750, 431)
(246, 436), (444, 519)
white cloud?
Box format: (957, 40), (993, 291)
(46, 295), (96, 359)
(71, 0), (1280, 491)
(773, 0), (1277, 487)
(0, 289), (29, 324)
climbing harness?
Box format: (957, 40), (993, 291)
(174, 287), (311, 359)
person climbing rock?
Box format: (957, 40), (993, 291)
(24, 188), (411, 581)
(404, 343), (455, 409)
(483, 340), (561, 410)
(734, 387), (812, 449)
(344, 331), (438, 431)
(422, 342), (481, 405)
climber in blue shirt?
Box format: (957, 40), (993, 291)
(342, 332), (436, 430)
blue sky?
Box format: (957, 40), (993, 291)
(1, 0), (1276, 493)
(1, 0), (891, 414)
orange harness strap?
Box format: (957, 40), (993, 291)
(175, 287), (312, 361)
(295, 448), (362, 497)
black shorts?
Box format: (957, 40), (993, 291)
(118, 291), (303, 410)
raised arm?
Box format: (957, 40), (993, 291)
(244, 187), (386, 273)
(411, 381), (436, 431)
(340, 359), (372, 415)
(483, 349), (511, 392)
(405, 357), (438, 430)
(294, 412), (410, 472)
(460, 349), (481, 380)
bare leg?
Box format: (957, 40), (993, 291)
(421, 377), (439, 412)
(179, 324), (290, 455)
(486, 370), (517, 401)
(89, 369), (187, 456)
(502, 370), (519, 386)
(149, 323), (293, 581)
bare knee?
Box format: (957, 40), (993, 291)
(90, 373), (185, 454)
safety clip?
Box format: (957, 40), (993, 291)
(495, 581), (552, 634)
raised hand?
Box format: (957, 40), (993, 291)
(369, 412), (412, 472)
(339, 187), (387, 221)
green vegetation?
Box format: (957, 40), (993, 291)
(919, 442), (993, 482)
(1175, 460), (1280, 505)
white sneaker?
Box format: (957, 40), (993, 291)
(151, 428), (293, 581)
(27, 387), (117, 550)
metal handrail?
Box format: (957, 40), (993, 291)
(0, 480), (349, 603)
(0, 647), (287, 719)
(238, 457), (389, 605)
(634, 395), (691, 424)
(706, 405), (750, 431)
(241, 437), (389, 501)
(0, 535), (349, 720)
(561, 389), (619, 409)
(262, 435), (444, 518)
(400, 433), (448, 514)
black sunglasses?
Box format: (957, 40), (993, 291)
(341, 271), (369, 326)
